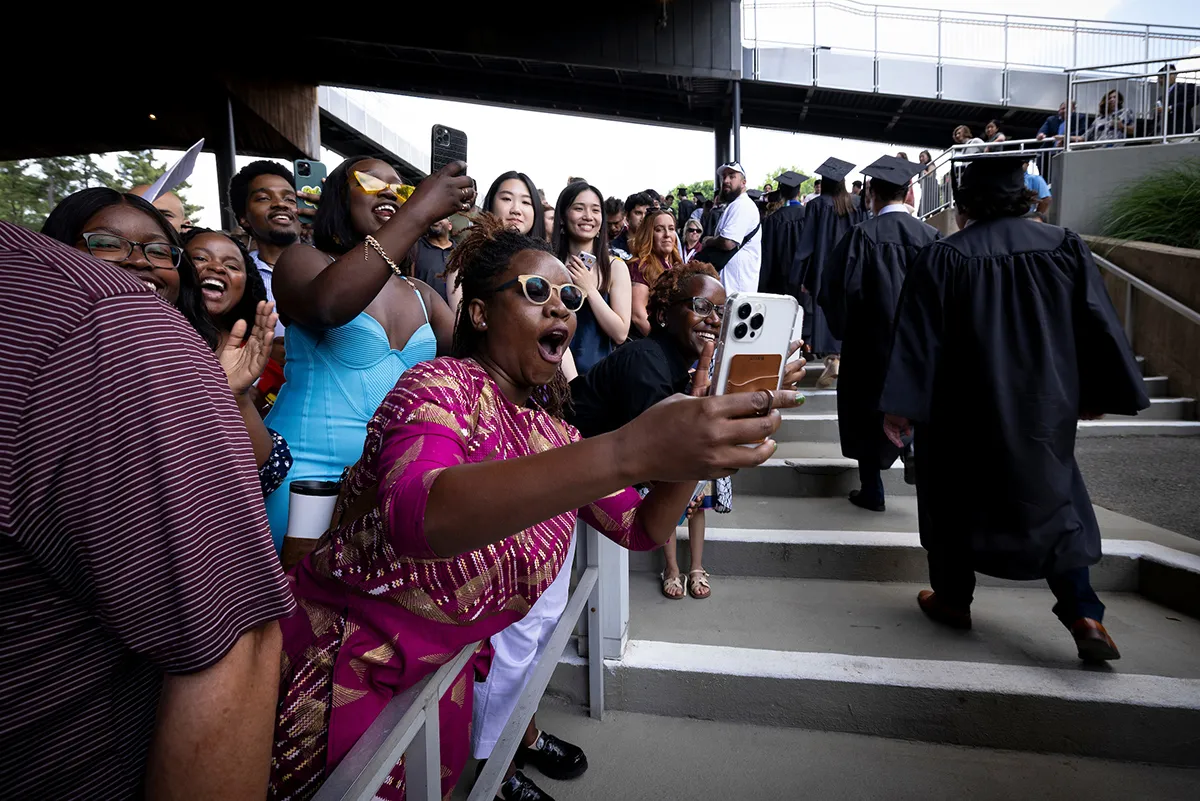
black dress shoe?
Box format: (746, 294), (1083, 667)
(848, 490), (885, 512)
(474, 763), (557, 801)
(516, 732), (588, 781)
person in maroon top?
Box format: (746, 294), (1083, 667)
(0, 221), (295, 799)
(628, 209), (683, 337)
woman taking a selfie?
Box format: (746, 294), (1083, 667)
(263, 157), (472, 546)
(268, 216), (797, 800)
(553, 180), (632, 375)
(627, 208), (683, 337)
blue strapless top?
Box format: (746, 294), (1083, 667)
(264, 291), (436, 548)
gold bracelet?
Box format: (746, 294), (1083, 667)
(364, 235), (403, 278)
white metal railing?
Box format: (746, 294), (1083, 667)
(1065, 58), (1200, 150)
(1092, 252), (1200, 346)
(915, 137), (1063, 220)
(314, 522), (607, 801)
(743, 0), (1200, 80)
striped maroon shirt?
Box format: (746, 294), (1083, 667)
(0, 222), (296, 798)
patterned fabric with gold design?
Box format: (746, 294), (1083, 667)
(269, 357), (659, 801)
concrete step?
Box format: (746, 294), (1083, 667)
(1111, 396), (1196, 421)
(788, 387), (1188, 418)
(774, 412), (1200, 443)
(730, 441), (914, 497)
(550, 577), (1200, 766)
(1143, 375), (1170, 398)
(463, 703), (1200, 801)
(792, 388), (837, 414)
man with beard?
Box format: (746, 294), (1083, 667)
(819, 156), (939, 512)
(409, 217), (453, 301)
(880, 152), (1148, 661)
(229, 161), (302, 409)
(704, 162), (763, 295)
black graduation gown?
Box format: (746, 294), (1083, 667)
(758, 203), (805, 294)
(790, 195), (868, 353)
(879, 218), (1149, 581)
(819, 211), (940, 468)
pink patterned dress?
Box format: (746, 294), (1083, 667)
(269, 357), (660, 801)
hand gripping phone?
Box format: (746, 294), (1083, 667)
(293, 159), (326, 212)
(712, 292), (800, 400)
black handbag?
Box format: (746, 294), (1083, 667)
(694, 222), (761, 272)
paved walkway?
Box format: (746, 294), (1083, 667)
(1078, 437), (1200, 542)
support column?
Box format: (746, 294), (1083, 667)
(732, 80), (742, 165)
(714, 117), (731, 171)
(215, 95), (238, 232)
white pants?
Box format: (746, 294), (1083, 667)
(471, 536), (576, 760)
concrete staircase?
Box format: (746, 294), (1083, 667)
(541, 359), (1200, 798)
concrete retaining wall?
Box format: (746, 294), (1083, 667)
(1085, 236), (1200, 408)
(1050, 141), (1200, 233)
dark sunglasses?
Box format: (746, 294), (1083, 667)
(81, 232), (183, 269)
(679, 296), (724, 318)
(496, 274), (586, 312)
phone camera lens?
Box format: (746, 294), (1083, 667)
(750, 313), (764, 330)
(734, 322), (748, 339)
(298, 163), (311, 177)
(737, 303), (752, 320)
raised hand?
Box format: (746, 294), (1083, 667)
(782, 339), (807, 389)
(401, 160), (476, 225)
(219, 301), (279, 395)
(690, 339), (715, 397)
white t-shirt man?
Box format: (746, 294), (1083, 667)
(714, 190), (762, 295)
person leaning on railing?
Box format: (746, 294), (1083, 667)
(267, 214), (798, 801)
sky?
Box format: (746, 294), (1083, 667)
(154, 0), (1196, 230)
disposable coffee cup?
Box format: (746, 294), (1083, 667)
(281, 480), (340, 571)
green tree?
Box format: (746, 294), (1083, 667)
(0, 155), (115, 229)
(115, 150), (204, 222)
(674, 178), (716, 204)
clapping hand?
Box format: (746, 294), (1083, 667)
(220, 300), (279, 395)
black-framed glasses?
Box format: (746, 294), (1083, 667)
(81, 232), (182, 269)
(679, 296), (724, 319)
(496, 274), (586, 312)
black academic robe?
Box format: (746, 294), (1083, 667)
(678, 199), (697, 225)
(759, 203), (805, 294)
(819, 211), (940, 468)
(879, 218), (1149, 581)
(790, 195), (868, 353)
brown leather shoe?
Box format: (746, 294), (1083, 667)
(917, 590), (972, 630)
(1071, 618), (1121, 662)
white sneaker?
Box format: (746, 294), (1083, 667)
(816, 356), (840, 389)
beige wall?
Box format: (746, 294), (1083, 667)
(1086, 236), (1200, 409)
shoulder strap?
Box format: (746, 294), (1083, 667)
(741, 223), (761, 247)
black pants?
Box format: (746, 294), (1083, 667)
(858, 463), (884, 503)
(927, 550), (1105, 628)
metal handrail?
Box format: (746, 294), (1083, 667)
(916, 138), (1064, 220)
(1071, 55), (1200, 73)
(314, 521), (607, 801)
(1092, 252), (1200, 345)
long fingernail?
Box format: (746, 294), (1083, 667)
(768, 438), (778, 455)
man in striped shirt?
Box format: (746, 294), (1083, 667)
(0, 221), (296, 799)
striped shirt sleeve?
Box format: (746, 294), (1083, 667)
(14, 292), (295, 674)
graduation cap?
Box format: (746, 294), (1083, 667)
(774, 170), (808, 189)
(861, 155), (922, 187)
(814, 157), (854, 183)
(951, 151), (1032, 196)
(747, 188), (765, 201)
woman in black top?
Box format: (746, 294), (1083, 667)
(570, 262), (807, 598)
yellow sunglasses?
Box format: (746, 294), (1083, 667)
(353, 170), (415, 201)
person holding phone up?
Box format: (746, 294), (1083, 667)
(553, 181), (632, 376)
(262, 158), (472, 546)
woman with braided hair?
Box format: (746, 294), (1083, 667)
(269, 215), (800, 800)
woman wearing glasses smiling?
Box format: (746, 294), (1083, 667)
(262, 157), (474, 546)
(270, 215), (797, 800)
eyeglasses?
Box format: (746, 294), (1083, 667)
(496, 274), (586, 312)
(353, 170), (415, 200)
(81, 232), (182, 269)
(678, 296), (724, 319)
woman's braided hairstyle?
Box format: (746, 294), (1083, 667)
(448, 212), (573, 419)
(647, 260), (720, 329)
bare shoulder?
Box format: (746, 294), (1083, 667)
(275, 242), (334, 280)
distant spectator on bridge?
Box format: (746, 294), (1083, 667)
(612, 191), (652, 257)
(918, 150), (941, 216)
(952, 125), (985, 154)
(759, 170), (807, 296)
(1023, 158), (1052, 215)
(880, 151), (1149, 663)
(0, 220), (294, 800)
(1076, 90), (1135, 144)
(699, 161), (764, 296)
(819, 156), (939, 513)
(1157, 63), (1199, 137)
(1037, 101), (1089, 142)
(793, 157), (867, 384)
(982, 120), (1007, 152)
(896, 153), (918, 208)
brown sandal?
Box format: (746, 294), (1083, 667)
(688, 569), (711, 600)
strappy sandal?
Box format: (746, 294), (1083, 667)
(688, 569), (711, 600)
(661, 572), (685, 600)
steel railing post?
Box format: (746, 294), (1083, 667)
(1125, 281), (1135, 346)
(812, 0), (819, 85)
(936, 11), (944, 99)
(407, 706), (440, 801)
(873, 6), (880, 93)
(587, 523), (604, 720)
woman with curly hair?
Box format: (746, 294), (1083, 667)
(268, 216), (798, 800)
(627, 208), (683, 337)
(571, 261), (807, 600)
